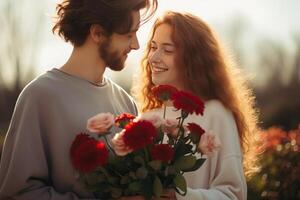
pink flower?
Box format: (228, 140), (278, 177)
(198, 132), (221, 156)
(162, 118), (179, 137)
(136, 110), (163, 128)
(111, 131), (133, 156)
(86, 112), (114, 134)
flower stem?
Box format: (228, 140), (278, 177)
(163, 104), (167, 119)
(104, 136), (116, 156)
(144, 147), (150, 162)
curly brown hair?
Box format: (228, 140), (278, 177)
(132, 11), (260, 178)
(52, 0), (157, 46)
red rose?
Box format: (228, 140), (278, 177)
(70, 134), (109, 173)
(171, 91), (204, 116)
(151, 85), (178, 101)
(115, 113), (136, 128)
(187, 123), (205, 143)
(123, 120), (157, 151)
(151, 144), (174, 162)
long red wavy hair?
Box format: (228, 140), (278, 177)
(132, 11), (259, 177)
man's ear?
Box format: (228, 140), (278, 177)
(90, 24), (105, 43)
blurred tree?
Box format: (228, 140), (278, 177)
(0, 0), (45, 156)
(254, 37), (300, 130)
(0, 0), (45, 126)
(223, 14), (300, 130)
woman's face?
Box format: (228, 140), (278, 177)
(148, 23), (184, 89)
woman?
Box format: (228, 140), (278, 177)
(133, 11), (259, 200)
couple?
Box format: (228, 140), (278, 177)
(0, 0), (258, 199)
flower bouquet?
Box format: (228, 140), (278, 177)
(70, 85), (221, 200)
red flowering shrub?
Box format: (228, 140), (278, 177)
(123, 120), (157, 151)
(151, 85), (178, 101)
(151, 144), (174, 162)
(172, 91), (204, 116)
(70, 134), (109, 173)
(248, 125), (300, 200)
(115, 113), (136, 128)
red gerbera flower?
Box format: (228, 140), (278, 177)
(151, 85), (178, 101)
(123, 120), (157, 151)
(151, 144), (174, 162)
(115, 113), (136, 128)
(187, 123), (205, 143)
(70, 133), (90, 157)
(70, 134), (109, 173)
(171, 91), (204, 115)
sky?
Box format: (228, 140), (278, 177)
(6, 0), (300, 86)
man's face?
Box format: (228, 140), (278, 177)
(99, 11), (140, 71)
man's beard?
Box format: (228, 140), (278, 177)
(98, 37), (127, 71)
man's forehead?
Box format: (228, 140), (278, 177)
(130, 11), (141, 32)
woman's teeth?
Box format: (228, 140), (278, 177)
(152, 66), (168, 73)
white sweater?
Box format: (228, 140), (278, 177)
(162, 100), (247, 200)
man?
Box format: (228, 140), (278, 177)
(0, 0), (157, 199)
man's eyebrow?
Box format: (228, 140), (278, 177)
(129, 28), (139, 33)
(129, 23), (140, 33)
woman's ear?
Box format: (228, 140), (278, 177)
(89, 24), (105, 43)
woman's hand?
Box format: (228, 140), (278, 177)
(152, 189), (177, 200)
(119, 196), (145, 200)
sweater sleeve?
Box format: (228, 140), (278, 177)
(0, 87), (98, 200)
(176, 100), (247, 200)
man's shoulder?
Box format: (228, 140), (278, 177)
(105, 77), (132, 98)
(19, 70), (59, 98)
(104, 77), (137, 114)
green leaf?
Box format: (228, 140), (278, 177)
(129, 171), (137, 180)
(136, 167), (148, 179)
(141, 176), (154, 200)
(120, 175), (131, 185)
(153, 176), (163, 198)
(107, 176), (119, 185)
(155, 127), (164, 143)
(182, 158), (206, 172)
(174, 155), (196, 171)
(174, 174), (187, 195)
(134, 155), (145, 166)
(148, 160), (162, 171)
(165, 165), (176, 176)
(110, 187), (122, 199)
(85, 173), (106, 185)
(128, 181), (141, 192)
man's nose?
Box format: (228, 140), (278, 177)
(130, 34), (140, 50)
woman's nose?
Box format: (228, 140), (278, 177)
(149, 49), (162, 63)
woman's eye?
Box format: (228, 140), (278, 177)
(150, 46), (157, 50)
(165, 49), (174, 53)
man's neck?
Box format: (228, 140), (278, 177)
(60, 45), (106, 85)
